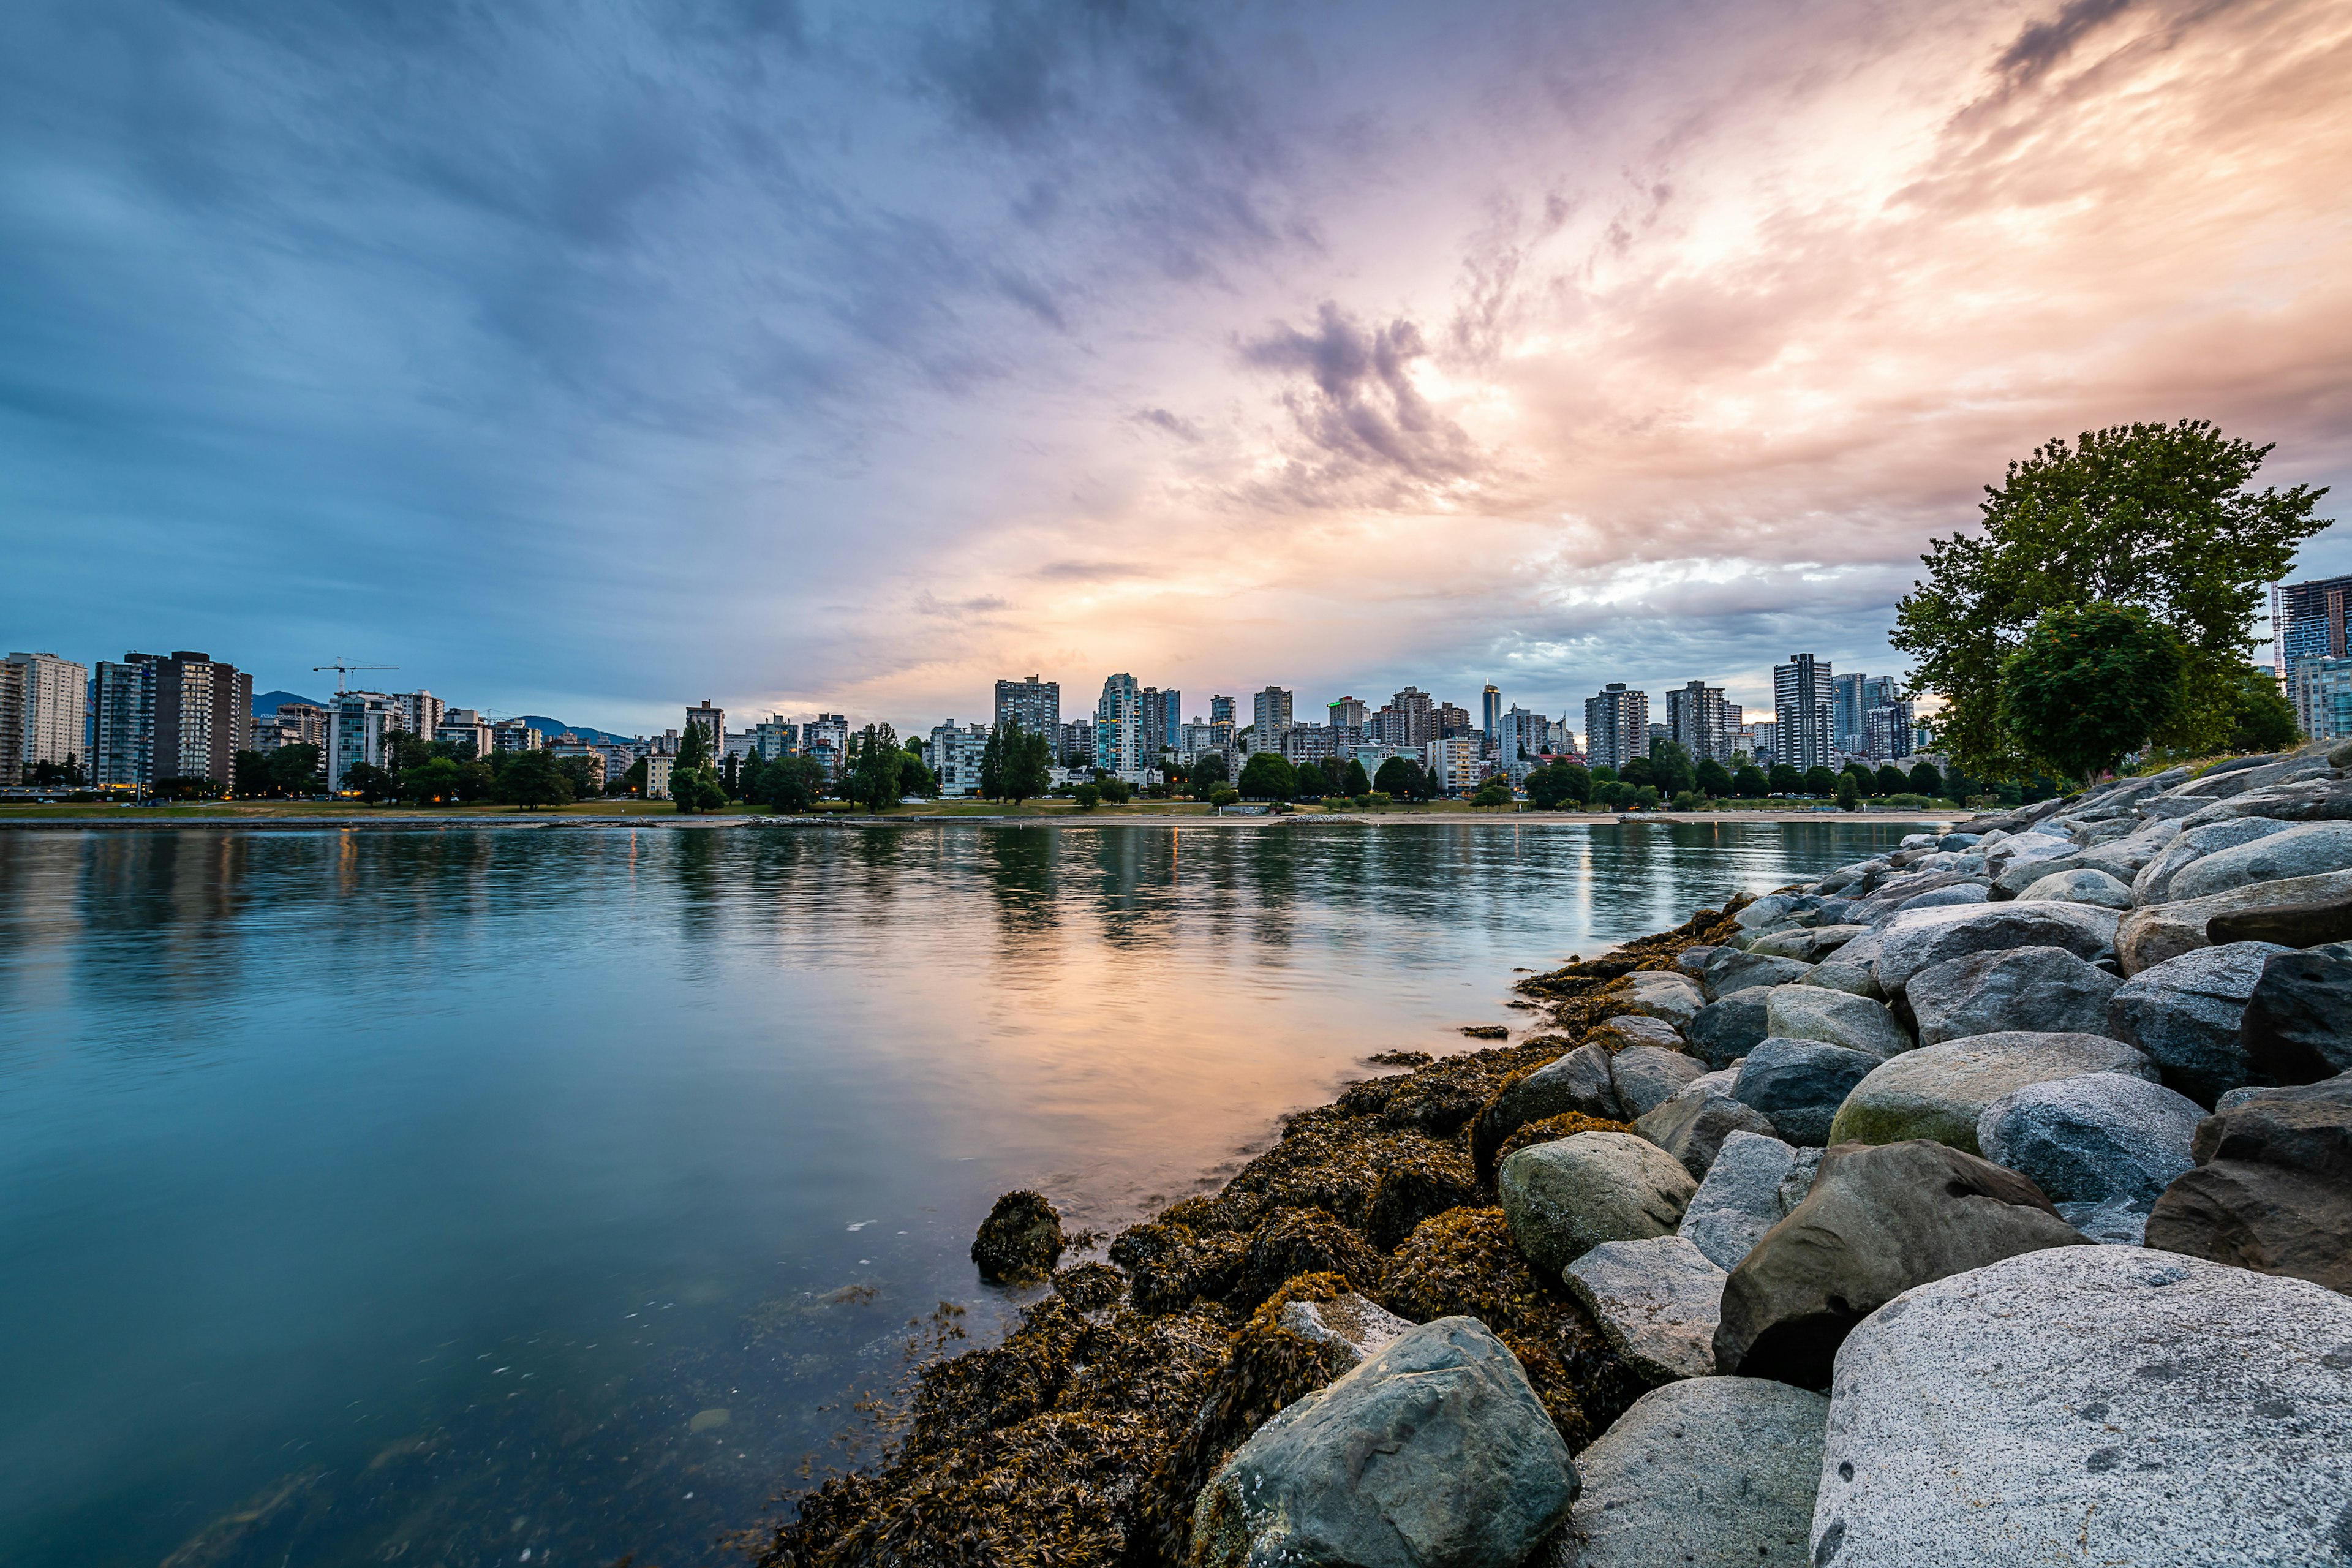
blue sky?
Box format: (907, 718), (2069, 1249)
(4, 0), (2348, 736)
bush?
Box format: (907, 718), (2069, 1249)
(1073, 783), (1101, 809)
(1208, 785), (1240, 807)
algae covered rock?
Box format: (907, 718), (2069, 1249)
(1826, 1031), (2155, 1155)
(1714, 1139), (2085, 1390)
(1189, 1317), (1577, 1568)
(1562, 1235), (1726, 1383)
(1235, 1207), (1385, 1309)
(972, 1189), (1068, 1284)
(1499, 1131), (1696, 1275)
(1811, 1247), (2352, 1568)
(1562, 1377), (1828, 1568)
(1277, 1291), (1414, 1368)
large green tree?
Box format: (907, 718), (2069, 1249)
(1237, 752), (1296, 800)
(756, 755), (827, 813)
(1893, 419), (2329, 776)
(671, 722), (726, 813)
(846, 723), (906, 813)
(1647, 740), (1697, 797)
(1998, 601), (2188, 780)
(1372, 756), (1429, 801)
(268, 742), (322, 796)
(1000, 720), (1052, 806)
(495, 750), (574, 811)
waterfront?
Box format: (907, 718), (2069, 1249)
(0, 819), (1932, 1567)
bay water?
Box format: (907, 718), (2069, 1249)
(0, 818), (1929, 1567)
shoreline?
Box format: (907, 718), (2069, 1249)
(0, 809), (1961, 832)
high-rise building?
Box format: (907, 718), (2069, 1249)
(752, 717), (799, 760)
(1252, 685), (1294, 746)
(1210, 694), (1235, 725)
(0, 660), (21, 786)
(1381, 686), (1437, 747)
(1496, 706), (1545, 762)
(802, 714), (850, 774)
(1665, 680), (1733, 763)
(147, 652), (249, 786)
(93, 655), (161, 789)
(1830, 673), (1869, 755)
(6, 651), (90, 775)
(1861, 675), (1898, 714)
(492, 718), (543, 753)
(685, 701), (726, 751)
(437, 709), (494, 758)
(1328, 696), (1367, 729)
(2291, 655), (2352, 741)
(2275, 573), (2352, 678)
(1751, 720), (1779, 761)
(1583, 684), (1649, 771)
(993, 676), (1060, 740)
(1773, 654), (1834, 771)
(1280, 725), (1338, 764)
(1864, 701), (1917, 762)
(1059, 718), (1095, 767)
(1098, 674), (1144, 774)
(326, 691), (398, 791)
(393, 690), (445, 741)
(1481, 685), (1502, 740)
(1439, 701), (1475, 739)
(929, 721), (990, 796)
(1422, 736), (1481, 794)
(1137, 686), (1182, 756)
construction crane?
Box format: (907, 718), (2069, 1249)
(312, 660), (398, 695)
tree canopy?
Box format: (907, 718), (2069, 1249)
(755, 755), (827, 813)
(846, 723), (905, 813)
(1893, 419), (2329, 776)
(494, 749), (574, 811)
(1998, 601), (2188, 780)
(1238, 751), (1295, 800)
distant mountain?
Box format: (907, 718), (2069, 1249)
(516, 717), (635, 744)
(252, 689), (323, 715)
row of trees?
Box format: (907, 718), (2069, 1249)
(1520, 748), (1952, 810)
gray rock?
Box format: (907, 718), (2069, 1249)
(1277, 1292), (1415, 1366)
(1981, 833), (2077, 881)
(2144, 1071), (2352, 1294)
(1499, 1131), (1696, 1274)
(1809, 1247), (2352, 1568)
(1800, 927), (1887, 1000)
(1191, 1316), (1577, 1568)
(1746, 923), (1868, 963)
(1904, 946), (2120, 1047)
(2130, 815), (2294, 904)
(1876, 902), (2122, 999)
(1676, 1129), (1804, 1269)
(2015, 866), (2135, 908)
(1562, 1235), (1727, 1383)
(1714, 1139), (2084, 1389)
(1732, 1038), (1881, 1147)
(2206, 892), (2352, 947)
(2167, 819), (2352, 902)
(1827, 1031), (2157, 1153)
(1587, 1014), (1686, 1055)
(1616, 970), (1705, 1030)
(1671, 1064), (1743, 1102)
(1558, 1378), (1827, 1568)
(1975, 1072), (2201, 1213)
(1686, 986), (1772, 1069)
(2106, 941), (2293, 1104)
(1607, 1044), (1706, 1120)
(1487, 1041), (1625, 1133)
(1698, 950), (1814, 1003)
(1862, 881), (1989, 927)
(2241, 945), (2352, 1083)
(1672, 945), (1718, 981)
(1764, 986), (1912, 1058)
(2178, 776), (2352, 828)
(1633, 1090), (1777, 1180)
(2116, 867), (2352, 973)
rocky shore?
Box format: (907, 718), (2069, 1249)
(753, 745), (2352, 1568)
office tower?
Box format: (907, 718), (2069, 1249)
(1828, 672), (1869, 755)
(993, 675), (1060, 739)
(326, 691), (398, 791)
(1159, 689), (1182, 754)
(685, 701), (726, 750)
(1253, 685), (1294, 744)
(6, 651), (90, 775)
(1378, 686), (1436, 746)
(1583, 683), (1650, 771)
(1861, 675), (1898, 714)
(1097, 674), (1143, 774)
(2275, 574), (2352, 677)
(1140, 687), (1164, 755)
(1496, 705), (1542, 761)
(92, 655), (161, 789)
(1865, 701), (1917, 761)
(393, 691), (445, 741)
(437, 709), (494, 758)
(1481, 685), (1501, 740)
(1210, 694), (1235, 725)
(145, 652), (250, 786)
(1328, 695), (1367, 729)
(1773, 654), (1834, 771)
(2291, 657), (2352, 741)
(1665, 680), (1733, 763)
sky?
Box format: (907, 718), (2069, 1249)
(3, 0), (2349, 737)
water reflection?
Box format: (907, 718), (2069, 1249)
(0, 817), (1932, 1567)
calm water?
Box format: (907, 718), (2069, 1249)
(0, 817), (1931, 1567)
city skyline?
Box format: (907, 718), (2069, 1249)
(2, 1), (2346, 735)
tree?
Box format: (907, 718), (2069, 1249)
(1238, 752), (1296, 800)
(2222, 665), (2302, 753)
(1648, 740), (1697, 797)
(1340, 757), (1370, 796)
(1098, 775), (1133, 805)
(737, 753), (767, 802)
(1470, 776), (1513, 809)
(1874, 764), (1909, 794)
(1372, 756), (1428, 801)
(1842, 761), (1875, 795)
(846, 723), (906, 813)
(1001, 721), (1052, 806)
(343, 761), (399, 802)
(978, 725), (1005, 801)
(495, 750), (574, 811)
(1695, 757), (1733, 797)
(1190, 751), (1231, 791)
(1733, 763), (1769, 797)
(268, 743), (322, 796)
(1892, 419), (2331, 777)
(1803, 766), (1839, 797)
(672, 721), (725, 814)
(1767, 763), (1803, 794)
(1999, 601), (2188, 780)
(1836, 772), (1862, 812)
(403, 756), (466, 804)
(901, 749), (940, 799)
(756, 755), (827, 813)
(616, 756), (650, 797)
(1525, 762), (1590, 809)
(1073, 782), (1102, 810)
(1620, 755), (1657, 788)
(556, 756), (603, 801)
(233, 749), (272, 797)
(1908, 760), (1945, 797)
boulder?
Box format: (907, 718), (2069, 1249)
(1616, 970), (1704, 1030)
(1903, 945), (2120, 1047)
(1697, 950), (1814, 1003)
(1587, 1014), (1686, 1055)
(2144, 1072), (2352, 1294)
(2015, 866), (2135, 908)
(2116, 867), (2352, 973)
(1975, 1072), (2203, 1243)
(1826, 1031), (2157, 1155)
(1190, 1316), (1577, 1568)
(1733, 1038), (1881, 1147)
(1634, 1090), (1779, 1180)
(1562, 1235), (1727, 1383)
(1875, 902), (2121, 999)
(1763, 986), (1912, 1059)
(2178, 776), (2352, 827)
(1714, 1139), (2085, 1389)
(2130, 815), (2294, 904)
(2206, 892), (2352, 948)
(1859, 882), (1989, 927)
(1499, 1131), (1697, 1275)
(1480, 1042), (1624, 1144)
(2241, 944), (2352, 1082)
(1733, 892), (1826, 931)
(971, 1190), (1066, 1284)
(1686, 986), (1772, 1069)
(1276, 1292), (1415, 1368)
(1672, 945), (1718, 981)
(2166, 820), (2352, 902)
(1558, 1377), (1828, 1568)
(1809, 1247), (2352, 1568)
(1746, 924), (1867, 963)
(1677, 1129), (1809, 1270)
(2105, 941), (2292, 1104)
(1607, 1044), (1706, 1119)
